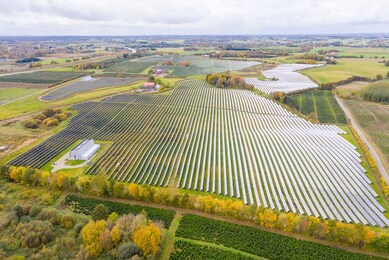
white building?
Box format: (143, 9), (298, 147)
(69, 139), (100, 160)
(81, 75), (93, 82)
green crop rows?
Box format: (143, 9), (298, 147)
(171, 240), (256, 260)
(361, 80), (389, 103)
(288, 90), (347, 124)
(175, 214), (381, 260)
(63, 195), (175, 228)
(104, 61), (156, 73)
(0, 71), (86, 84)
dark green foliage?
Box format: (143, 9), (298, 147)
(361, 80), (389, 103)
(0, 71), (86, 84)
(64, 195), (175, 228)
(287, 90), (347, 124)
(171, 240), (255, 260)
(369, 236), (389, 253)
(91, 204), (109, 220)
(176, 214), (380, 260)
(116, 241), (140, 260)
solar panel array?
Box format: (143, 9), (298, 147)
(9, 79), (388, 226)
(246, 64), (323, 94)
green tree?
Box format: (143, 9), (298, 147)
(91, 204), (109, 221)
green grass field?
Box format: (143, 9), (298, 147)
(287, 90), (347, 124)
(0, 88), (43, 105)
(310, 47), (389, 59)
(301, 59), (388, 83)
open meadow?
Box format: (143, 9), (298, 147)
(301, 59), (388, 84)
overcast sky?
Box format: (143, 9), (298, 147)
(0, 0), (388, 35)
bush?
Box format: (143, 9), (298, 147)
(29, 206), (42, 217)
(12, 205), (23, 218)
(91, 204), (109, 220)
(24, 119), (39, 129)
(14, 220), (55, 248)
(42, 118), (59, 127)
(116, 242), (140, 260)
(60, 214), (75, 229)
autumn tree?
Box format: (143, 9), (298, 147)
(133, 223), (161, 257)
(81, 220), (107, 257)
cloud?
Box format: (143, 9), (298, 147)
(0, 0), (388, 35)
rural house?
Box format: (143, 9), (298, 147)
(140, 82), (160, 92)
(68, 139), (100, 160)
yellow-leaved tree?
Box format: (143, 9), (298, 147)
(133, 223), (161, 257)
(81, 220), (107, 257)
(111, 225), (121, 246)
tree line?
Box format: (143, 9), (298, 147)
(0, 164), (388, 253)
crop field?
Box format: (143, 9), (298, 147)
(175, 214), (381, 260)
(245, 64), (321, 94)
(300, 59), (389, 84)
(0, 87), (43, 105)
(64, 195), (175, 228)
(41, 77), (144, 101)
(341, 99), (389, 171)
(138, 55), (259, 77)
(8, 80), (389, 226)
(287, 90), (347, 124)
(104, 61), (156, 73)
(0, 71), (86, 84)
(361, 80), (389, 103)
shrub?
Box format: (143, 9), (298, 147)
(60, 214), (75, 229)
(42, 118), (59, 126)
(116, 242), (140, 260)
(24, 119), (39, 129)
(14, 220), (55, 248)
(91, 204), (109, 220)
(54, 113), (68, 122)
(12, 205), (23, 218)
(29, 205), (42, 217)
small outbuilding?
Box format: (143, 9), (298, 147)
(140, 82), (160, 92)
(69, 139), (100, 161)
(81, 75), (93, 82)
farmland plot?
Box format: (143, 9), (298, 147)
(41, 77), (144, 101)
(0, 88), (43, 105)
(104, 61), (157, 73)
(137, 55), (259, 76)
(246, 64), (322, 94)
(0, 71), (86, 84)
(9, 80), (389, 227)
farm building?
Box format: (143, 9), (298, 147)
(140, 82), (160, 92)
(81, 75), (93, 82)
(153, 69), (168, 75)
(68, 139), (100, 160)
